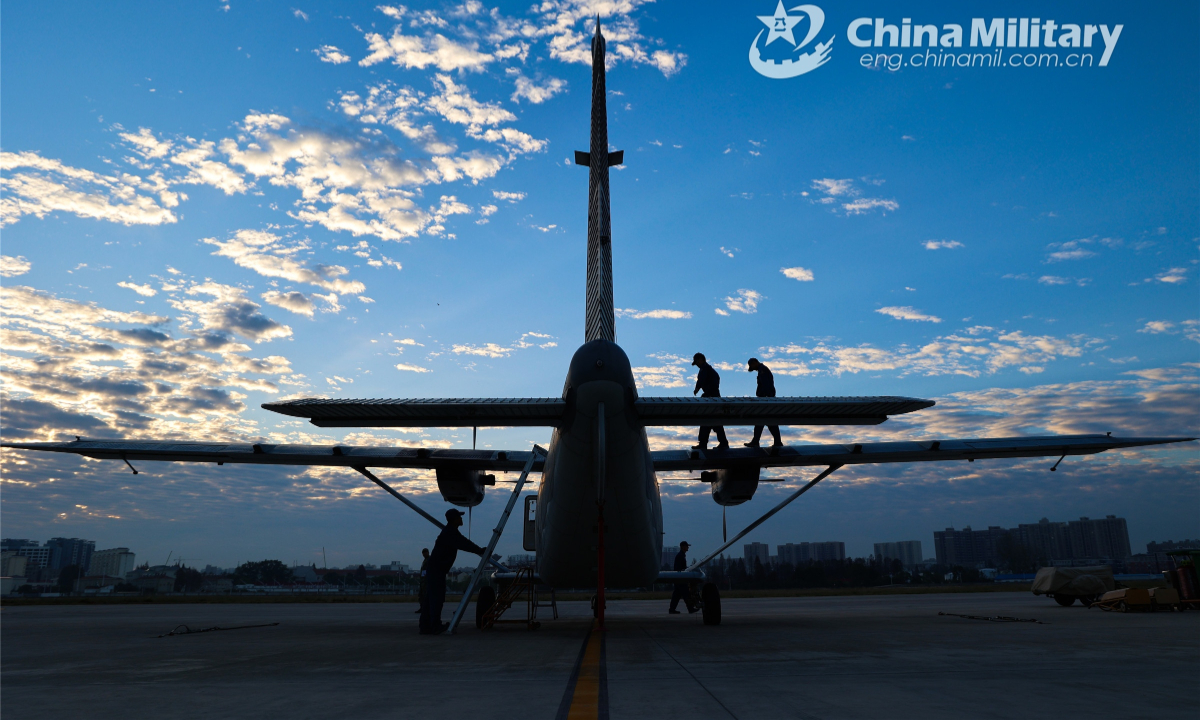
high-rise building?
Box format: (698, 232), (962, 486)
(874, 541), (923, 568)
(661, 546), (679, 570)
(89, 548), (136, 579)
(1, 552), (30, 577)
(937, 516), (1133, 567)
(4, 543), (52, 569)
(774, 541), (845, 564)
(744, 542), (770, 566)
(933, 526), (1009, 567)
(45, 538), (95, 571)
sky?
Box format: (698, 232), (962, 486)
(2, 0), (1197, 571)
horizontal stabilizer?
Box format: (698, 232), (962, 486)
(574, 150), (624, 167)
(651, 434), (1195, 471)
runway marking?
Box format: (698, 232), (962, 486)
(555, 621), (608, 720)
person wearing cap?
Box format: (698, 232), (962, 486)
(421, 508), (487, 635)
(669, 541), (698, 614)
(691, 353), (729, 450)
(745, 358), (783, 448)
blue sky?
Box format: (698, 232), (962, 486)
(2, 1), (1196, 570)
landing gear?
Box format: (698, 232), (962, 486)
(1054, 594), (1076, 607)
(591, 593), (606, 619)
(701, 582), (721, 625)
(476, 585), (496, 629)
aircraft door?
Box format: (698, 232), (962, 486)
(523, 495), (537, 551)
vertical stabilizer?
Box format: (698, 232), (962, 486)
(576, 18), (623, 343)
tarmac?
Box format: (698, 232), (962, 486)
(2, 591), (1195, 719)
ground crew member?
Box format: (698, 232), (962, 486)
(746, 357), (783, 448)
(414, 547), (430, 614)
(691, 353), (729, 450)
(669, 541), (698, 614)
(420, 509), (486, 635)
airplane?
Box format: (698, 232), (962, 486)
(3, 21), (1193, 631)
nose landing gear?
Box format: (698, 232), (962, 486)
(700, 582), (721, 625)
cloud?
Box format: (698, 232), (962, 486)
(117, 281), (157, 297)
(1038, 275), (1091, 287)
(167, 282), (293, 343)
(527, 3), (687, 77)
(360, 30), (494, 72)
(0, 255), (31, 277)
(1152, 267), (1188, 284)
(0, 151), (178, 227)
(315, 45), (351, 64)
(261, 290), (316, 318)
(876, 306), (942, 323)
(807, 178), (898, 216)
(1138, 321), (1175, 334)
(293, 8), (308, 21)
(780, 266), (814, 282)
(0, 283), (297, 443)
(924, 240), (963, 250)
(204, 229), (366, 294)
(492, 190), (525, 202)
(616, 308), (692, 320)
(451, 331), (557, 358)
(1046, 248), (1096, 262)
(509, 71), (566, 104)
(721, 289), (764, 315)
(395, 363), (431, 373)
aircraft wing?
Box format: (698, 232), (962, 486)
(0, 438), (544, 472)
(651, 434), (1195, 472)
(261, 395), (934, 428)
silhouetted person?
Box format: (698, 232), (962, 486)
(691, 353), (729, 450)
(669, 541), (698, 614)
(421, 509), (486, 635)
(745, 358), (783, 448)
(415, 548), (430, 614)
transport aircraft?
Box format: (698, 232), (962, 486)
(4, 22), (1192, 629)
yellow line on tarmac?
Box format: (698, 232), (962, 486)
(556, 621), (608, 720)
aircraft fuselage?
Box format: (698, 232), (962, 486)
(535, 340), (664, 588)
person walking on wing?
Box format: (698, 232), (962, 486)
(669, 541), (699, 614)
(421, 509), (486, 635)
(691, 353), (729, 450)
(745, 358), (784, 448)
(415, 547), (430, 614)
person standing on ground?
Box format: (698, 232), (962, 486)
(691, 353), (729, 450)
(746, 357), (783, 448)
(669, 541), (698, 614)
(421, 509), (486, 635)
(414, 547), (430, 614)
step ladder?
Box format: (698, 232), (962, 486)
(480, 567), (541, 630)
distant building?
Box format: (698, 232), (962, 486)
(777, 542), (846, 565)
(6, 544), (52, 570)
(744, 542), (770, 566)
(661, 546), (679, 570)
(936, 516), (1133, 568)
(1, 552), (30, 578)
(89, 548), (136, 580)
(506, 554), (535, 569)
(1147, 539), (1198, 553)
(0, 539), (41, 551)
(874, 541), (923, 569)
(385, 561), (412, 572)
(45, 537), (95, 571)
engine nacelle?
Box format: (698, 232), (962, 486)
(435, 468), (495, 507)
(704, 467), (760, 506)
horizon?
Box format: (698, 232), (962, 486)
(2, 0), (1196, 570)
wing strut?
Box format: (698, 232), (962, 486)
(687, 464), (843, 572)
(353, 466), (511, 572)
(447, 445), (545, 635)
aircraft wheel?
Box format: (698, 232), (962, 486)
(701, 583), (721, 626)
(476, 585), (495, 629)
(1054, 594), (1076, 607)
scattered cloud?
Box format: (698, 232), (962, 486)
(0, 255), (32, 277)
(451, 331), (557, 358)
(1139, 320), (1175, 334)
(1151, 267), (1188, 284)
(1038, 275), (1091, 287)
(616, 308), (692, 320)
(261, 290), (317, 318)
(117, 281), (157, 297)
(924, 240), (962, 250)
(876, 306), (942, 323)
(314, 45), (351, 64)
(806, 178), (898, 216)
(492, 190), (525, 202)
(167, 282), (293, 343)
(395, 363), (431, 373)
(204, 229), (365, 294)
(508, 71), (566, 104)
(720, 289), (764, 315)
(780, 266), (814, 282)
